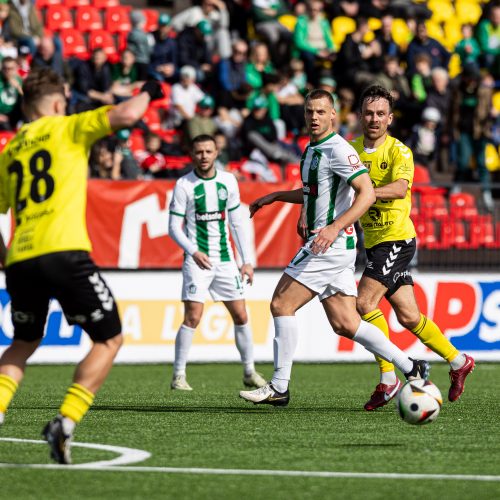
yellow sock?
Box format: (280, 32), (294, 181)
(362, 309), (395, 374)
(0, 374), (18, 414)
(411, 314), (460, 362)
(59, 383), (95, 424)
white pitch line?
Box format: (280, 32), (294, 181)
(0, 462), (498, 482)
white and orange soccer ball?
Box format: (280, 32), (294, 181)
(396, 379), (443, 425)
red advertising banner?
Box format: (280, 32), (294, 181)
(87, 179), (303, 269)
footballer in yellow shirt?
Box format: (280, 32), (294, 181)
(0, 68), (164, 464)
(354, 85), (474, 411)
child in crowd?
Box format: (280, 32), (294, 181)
(407, 106), (441, 168)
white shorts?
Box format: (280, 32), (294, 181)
(182, 257), (245, 302)
(284, 244), (357, 301)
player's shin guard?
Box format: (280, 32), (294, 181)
(270, 316), (298, 393)
(411, 314), (459, 362)
(0, 374), (18, 417)
(362, 309), (395, 374)
(60, 383), (95, 424)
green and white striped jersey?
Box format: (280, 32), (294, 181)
(169, 170), (241, 263)
(301, 132), (368, 250)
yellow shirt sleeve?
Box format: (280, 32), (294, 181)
(69, 105), (113, 150)
(391, 141), (414, 185)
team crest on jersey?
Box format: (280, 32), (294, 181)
(310, 155), (320, 170)
(218, 188), (228, 200)
(380, 161), (388, 170)
(363, 161), (372, 172)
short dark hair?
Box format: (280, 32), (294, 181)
(192, 134), (216, 148)
(360, 85), (394, 111)
(305, 88), (334, 107)
(22, 68), (65, 109)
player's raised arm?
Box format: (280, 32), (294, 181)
(107, 81), (164, 130)
(249, 188), (303, 218)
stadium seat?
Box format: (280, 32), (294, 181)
(469, 215), (497, 249)
(420, 193), (448, 219)
(331, 16), (356, 49)
(141, 107), (161, 132)
(391, 18), (411, 49)
(296, 135), (309, 152)
(486, 142), (500, 171)
(128, 133), (145, 153)
(63, 0), (90, 7)
(448, 53), (462, 79)
(368, 17), (381, 31)
(105, 6), (131, 33)
(142, 9), (159, 33)
(413, 164), (431, 184)
(88, 30), (118, 61)
(455, 1), (482, 24)
(37, 0), (62, 7)
(414, 217), (438, 249)
(60, 28), (88, 58)
(285, 163), (301, 181)
(0, 131), (14, 152)
(75, 5), (103, 31)
(278, 14), (297, 32)
(443, 20), (463, 51)
(428, 0), (455, 24)
(449, 192), (478, 220)
(91, 0), (120, 8)
(440, 217), (467, 249)
(45, 5), (74, 31)
(164, 155), (192, 170)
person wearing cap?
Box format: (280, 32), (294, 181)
(185, 94), (217, 145)
(170, 65), (204, 127)
(150, 13), (178, 82)
(127, 10), (152, 81)
(177, 19), (213, 82)
(407, 106), (440, 168)
(171, 0), (231, 59)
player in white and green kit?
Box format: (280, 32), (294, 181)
(168, 134), (266, 391)
(240, 90), (430, 406)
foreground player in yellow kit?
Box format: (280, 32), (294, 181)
(352, 85), (474, 410)
(0, 69), (164, 463)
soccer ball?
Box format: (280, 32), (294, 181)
(396, 379), (442, 425)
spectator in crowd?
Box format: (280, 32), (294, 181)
(240, 96), (297, 170)
(16, 41), (30, 78)
(112, 129), (142, 180)
(335, 17), (381, 90)
(293, 0), (335, 85)
(170, 65), (204, 127)
(276, 70), (305, 134)
(31, 36), (72, 84)
(410, 52), (432, 103)
(217, 39), (248, 107)
(8, 0), (43, 54)
(358, 0), (391, 18)
(171, 0), (232, 59)
(475, 4), (500, 78)
(149, 13), (178, 83)
(127, 10), (152, 81)
(450, 64), (495, 211)
(407, 106), (441, 168)
(89, 139), (122, 180)
(373, 55), (411, 103)
(327, 0), (360, 19)
(0, 56), (21, 129)
(371, 14), (400, 72)
(289, 58), (309, 95)
(184, 94), (218, 145)
(213, 81), (252, 140)
(71, 48), (113, 112)
(177, 19), (213, 83)
(213, 129), (239, 172)
(111, 49), (142, 100)
(0, 0), (12, 43)
(318, 76), (339, 111)
(406, 20), (450, 75)
(134, 133), (168, 179)
(245, 42), (275, 89)
(251, 0), (292, 66)
(454, 24), (481, 69)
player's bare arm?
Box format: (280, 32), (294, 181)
(310, 173), (375, 255)
(249, 188), (303, 218)
(373, 179), (409, 200)
(192, 251), (212, 270)
(240, 263), (254, 285)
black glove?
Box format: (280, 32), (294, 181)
(140, 81), (164, 101)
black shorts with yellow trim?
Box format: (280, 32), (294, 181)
(362, 238), (416, 298)
(5, 251), (122, 342)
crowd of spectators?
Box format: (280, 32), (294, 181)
(0, 0), (498, 209)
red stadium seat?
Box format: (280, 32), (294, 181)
(469, 215), (497, 249)
(285, 163), (301, 181)
(88, 30), (118, 61)
(296, 135), (309, 152)
(128, 132), (145, 153)
(142, 9), (159, 32)
(0, 132), (14, 152)
(413, 164), (431, 184)
(60, 28), (88, 58)
(91, 0), (120, 9)
(63, 0), (90, 7)
(420, 193), (448, 220)
(105, 6), (131, 33)
(449, 192), (478, 220)
(440, 217), (468, 249)
(45, 5), (74, 31)
(414, 218), (438, 249)
(141, 107), (161, 131)
(38, 0), (62, 8)
(164, 155), (192, 170)
(75, 5), (103, 31)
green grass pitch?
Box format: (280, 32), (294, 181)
(0, 363), (499, 499)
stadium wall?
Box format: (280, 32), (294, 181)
(0, 271), (499, 363)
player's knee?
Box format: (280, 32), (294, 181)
(356, 296), (377, 316)
(397, 312), (421, 331)
(329, 316), (359, 339)
(270, 297), (289, 317)
(233, 311), (248, 325)
(183, 316), (201, 329)
(107, 333), (123, 353)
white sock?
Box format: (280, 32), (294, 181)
(0, 411), (4, 425)
(449, 353), (466, 370)
(60, 415), (76, 435)
(234, 323), (255, 375)
(380, 371), (398, 385)
(270, 316), (298, 393)
(353, 320), (413, 374)
(173, 324), (195, 377)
